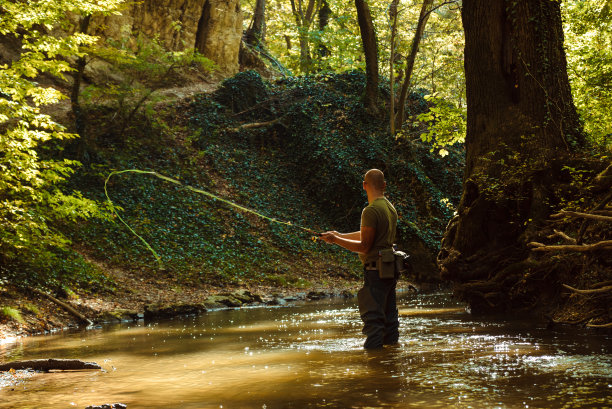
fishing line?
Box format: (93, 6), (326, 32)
(104, 169), (319, 266)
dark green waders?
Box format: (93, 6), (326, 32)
(357, 269), (399, 349)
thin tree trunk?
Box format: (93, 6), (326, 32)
(437, 0), (584, 313)
(298, 32), (312, 72)
(389, 0), (399, 134)
(290, 0), (321, 73)
(317, 0), (332, 57)
(394, 0), (433, 129)
(355, 0), (379, 114)
(246, 0), (266, 46)
(70, 14), (91, 160)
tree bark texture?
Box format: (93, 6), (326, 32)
(437, 0), (584, 312)
(355, 0), (379, 114)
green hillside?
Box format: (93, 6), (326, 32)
(41, 71), (462, 292)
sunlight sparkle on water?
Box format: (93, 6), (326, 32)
(0, 293), (611, 408)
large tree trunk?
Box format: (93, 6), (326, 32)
(437, 0), (584, 313)
(355, 0), (379, 114)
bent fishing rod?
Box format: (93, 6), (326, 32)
(104, 169), (321, 266)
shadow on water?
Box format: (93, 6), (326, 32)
(1, 291), (611, 408)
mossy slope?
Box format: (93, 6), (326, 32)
(67, 71), (463, 288)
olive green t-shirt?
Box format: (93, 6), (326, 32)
(359, 197), (398, 264)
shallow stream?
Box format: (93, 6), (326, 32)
(1, 292), (611, 408)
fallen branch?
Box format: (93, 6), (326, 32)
(0, 359), (100, 372)
(230, 116), (285, 132)
(546, 229), (576, 244)
(586, 322), (612, 328)
(551, 211), (612, 223)
(528, 240), (612, 252)
(30, 287), (92, 326)
(562, 284), (612, 294)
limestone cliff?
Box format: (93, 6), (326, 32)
(91, 0), (242, 74)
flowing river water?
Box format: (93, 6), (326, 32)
(0, 291), (611, 408)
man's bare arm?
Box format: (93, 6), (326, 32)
(338, 231), (361, 240)
(321, 225), (375, 254)
(320, 231), (360, 240)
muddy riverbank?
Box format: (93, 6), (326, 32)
(0, 262), (424, 342)
(0, 277), (363, 342)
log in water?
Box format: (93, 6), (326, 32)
(0, 359), (100, 372)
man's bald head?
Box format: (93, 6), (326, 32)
(364, 169), (386, 192)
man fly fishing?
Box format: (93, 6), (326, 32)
(320, 169), (399, 349)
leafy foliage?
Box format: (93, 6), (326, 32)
(0, 306), (23, 323)
(260, 0), (465, 102)
(0, 0), (122, 288)
(407, 93), (466, 156)
(562, 0), (612, 149)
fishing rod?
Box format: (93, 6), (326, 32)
(104, 169), (320, 266)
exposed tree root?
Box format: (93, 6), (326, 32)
(439, 156), (610, 327)
(546, 229), (576, 244)
(528, 240), (612, 252)
(562, 284), (612, 294)
(551, 211), (612, 223)
(586, 322), (612, 328)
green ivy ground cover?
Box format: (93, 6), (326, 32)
(62, 70), (463, 289)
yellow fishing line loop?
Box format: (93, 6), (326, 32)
(104, 169), (319, 266)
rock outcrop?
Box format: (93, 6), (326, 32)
(91, 0), (242, 74)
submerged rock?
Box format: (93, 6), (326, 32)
(307, 291), (327, 300)
(96, 309), (139, 323)
(203, 295), (242, 308)
(230, 289), (263, 304)
(85, 404), (126, 409)
(340, 289), (356, 298)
